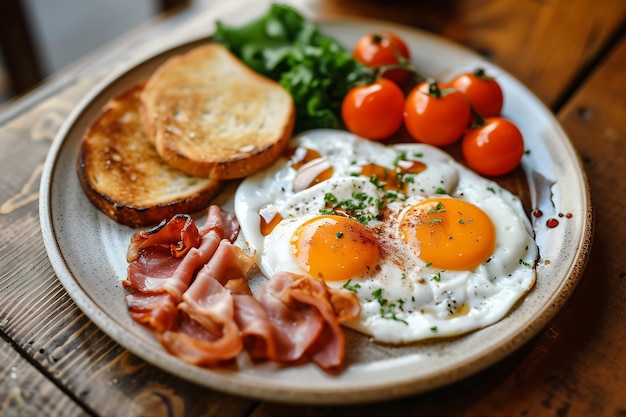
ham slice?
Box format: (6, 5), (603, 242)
(158, 240), (250, 365)
(124, 206), (237, 331)
(256, 272), (360, 371)
(126, 214), (200, 262)
(123, 206), (361, 372)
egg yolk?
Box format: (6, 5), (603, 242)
(400, 199), (495, 270)
(291, 215), (380, 281)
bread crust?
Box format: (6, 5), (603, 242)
(141, 43), (296, 179)
(77, 83), (223, 227)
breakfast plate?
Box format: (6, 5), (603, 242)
(39, 17), (592, 404)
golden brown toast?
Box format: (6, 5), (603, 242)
(140, 43), (295, 180)
(77, 83), (223, 228)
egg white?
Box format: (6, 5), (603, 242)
(234, 129), (537, 344)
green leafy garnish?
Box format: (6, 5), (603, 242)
(427, 201), (446, 214)
(343, 279), (361, 293)
(372, 289), (408, 325)
(214, 5), (374, 132)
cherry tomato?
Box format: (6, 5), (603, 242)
(404, 81), (471, 146)
(342, 78), (405, 140)
(462, 117), (524, 176)
(353, 32), (411, 84)
(448, 68), (503, 118)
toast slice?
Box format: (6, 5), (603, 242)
(140, 43), (295, 180)
(77, 83), (223, 228)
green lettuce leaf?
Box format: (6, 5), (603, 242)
(213, 4), (374, 132)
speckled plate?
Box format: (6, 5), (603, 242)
(39, 17), (593, 404)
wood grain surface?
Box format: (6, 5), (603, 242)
(0, 0), (624, 416)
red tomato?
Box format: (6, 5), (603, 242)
(341, 78), (405, 141)
(404, 81), (471, 146)
(353, 32), (411, 84)
(462, 117), (524, 176)
(448, 68), (504, 118)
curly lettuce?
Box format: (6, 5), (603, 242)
(213, 4), (374, 132)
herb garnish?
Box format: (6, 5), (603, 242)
(372, 288), (408, 325)
(343, 279), (361, 293)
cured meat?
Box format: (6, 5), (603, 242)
(125, 292), (178, 333)
(199, 205), (240, 243)
(126, 214), (200, 262)
(158, 240), (249, 365)
(124, 207), (237, 296)
(123, 205), (361, 372)
(124, 206), (237, 331)
(257, 272), (360, 371)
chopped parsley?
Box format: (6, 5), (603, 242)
(342, 279), (361, 293)
(372, 288), (385, 304)
(427, 201), (446, 214)
(435, 187), (447, 194)
(369, 174), (387, 190)
(320, 191), (382, 225)
(402, 174), (415, 184)
(384, 190), (405, 203)
(372, 288), (408, 325)
(432, 272), (441, 282)
(519, 259), (532, 268)
(324, 193), (338, 205)
(393, 151), (407, 166)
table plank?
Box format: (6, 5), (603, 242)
(0, 337), (87, 416)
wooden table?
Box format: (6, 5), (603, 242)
(1, 0), (624, 415)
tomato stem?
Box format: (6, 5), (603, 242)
(469, 103), (486, 128)
(374, 63), (426, 83)
(428, 79), (442, 97)
(372, 33), (384, 44)
(473, 67), (495, 81)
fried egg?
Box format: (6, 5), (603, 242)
(234, 129), (537, 344)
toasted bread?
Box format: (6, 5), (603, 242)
(140, 43), (295, 180)
(77, 83), (223, 228)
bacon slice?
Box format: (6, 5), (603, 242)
(124, 206), (238, 332)
(126, 214), (200, 262)
(125, 292), (178, 333)
(159, 239), (253, 365)
(198, 205), (239, 243)
(259, 272), (360, 371)
(123, 206), (361, 373)
(158, 268), (243, 366)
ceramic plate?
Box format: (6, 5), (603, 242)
(40, 18), (592, 404)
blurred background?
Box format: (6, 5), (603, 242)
(0, 0), (208, 105)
